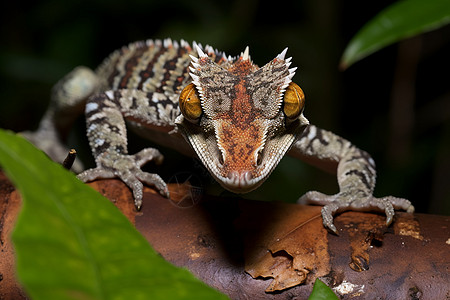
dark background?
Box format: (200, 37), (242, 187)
(1, 0), (449, 215)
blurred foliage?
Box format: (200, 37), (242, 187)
(0, 129), (229, 300)
(308, 279), (339, 300)
(1, 0), (449, 215)
(341, 0), (450, 68)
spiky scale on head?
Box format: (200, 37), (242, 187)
(241, 46), (250, 61)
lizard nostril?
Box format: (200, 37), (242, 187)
(218, 154), (224, 165)
(256, 150), (263, 165)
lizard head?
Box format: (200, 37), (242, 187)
(175, 44), (309, 193)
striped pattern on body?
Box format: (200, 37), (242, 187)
(95, 39), (230, 101)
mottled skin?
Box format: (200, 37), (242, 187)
(24, 39), (414, 233)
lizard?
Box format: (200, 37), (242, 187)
(23, 38), (414, 233)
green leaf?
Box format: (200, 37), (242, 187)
(340, 0), (450, 69)
(308, 279), (339, 300)
(0, 129), (228, 300)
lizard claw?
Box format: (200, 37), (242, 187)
(320, 203), (340, 234)
(371, 196), (415, 225)
(299, 191), (414, 234)
(77, 148), (169, 209)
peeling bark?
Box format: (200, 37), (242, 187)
(0, 174), (449, 299)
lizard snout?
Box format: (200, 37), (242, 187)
(227, 170), (253, 188)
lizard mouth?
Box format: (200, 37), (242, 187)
(176, 115), (309, 194)
(223, 170), (255, 191)
(210, 129), (298, 193)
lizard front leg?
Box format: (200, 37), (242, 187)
(77, 89), (170, 208)
(290, 125), (414, 233)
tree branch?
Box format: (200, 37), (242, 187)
(0, 174), (448, 299)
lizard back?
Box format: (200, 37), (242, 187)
(95, 39), (229, 100)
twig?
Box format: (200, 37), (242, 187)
(62, 149), (77, 170)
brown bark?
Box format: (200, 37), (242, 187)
(0, 173), (449, 299)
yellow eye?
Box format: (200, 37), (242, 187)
(283, 82), (305, 120)
(179, 83), (202, 122)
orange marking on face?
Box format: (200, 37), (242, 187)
(219, 120), (265, 176)
(230, 80), (253, 121)
(216, 78), (265, 177)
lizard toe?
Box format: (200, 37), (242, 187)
(384, 196), (415, 213)
(118, 170), (144, 209)
(321, 203), (340, 234)
(133, 148), (164, 167)
(77, 167), (115, 182)
(136, 171), (169, 198)
(371, 196), (414, 225)
(297, 191), (338, 205)
(367, 197), (395, 226)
